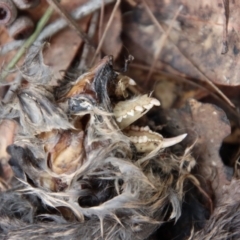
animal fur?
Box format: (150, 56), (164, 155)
(0, 49), (236, 240)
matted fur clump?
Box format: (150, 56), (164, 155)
(0, 50), (229, 239)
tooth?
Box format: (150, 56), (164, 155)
(131, 125), (139, 131)
(140, 127), (147, 132)
(128, 78), (137, 85)
(133, 136), (138, 142)
(138, 137), (143, 143)
(135, 106), (144, 112)
(116, 117), (122, 122)
(133, 126), (140, 131)
(122, 115), (128, 119)
(143, 126), (150, 131)
(150, 98), (161, 106)
(127, 110), (134, 116)
(143, 104), (153, 110)
(142, 136), (148, 142)
(161, 133), (187, 148)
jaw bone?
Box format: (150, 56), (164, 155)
(123, 125), (187, 153)
(115, 75), (137, 98)
(113, 94), (160, 129)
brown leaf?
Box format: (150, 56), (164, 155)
(122, 0), (240, 86)
(162, 99), (231, 198)
(0, 0), (90, 85)
(43, 17), (90, 85)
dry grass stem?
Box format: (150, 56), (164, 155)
(143, 1), (182, 85)
(46, 0), (92, 46)
(91, 0), (121, 65)
(142, 0), (235, 109)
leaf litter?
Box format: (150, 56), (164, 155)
(0, 0), (240, 239)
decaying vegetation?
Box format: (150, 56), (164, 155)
(0, 0), (240, 239)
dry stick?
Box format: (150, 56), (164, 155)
(0, 7), (54, 81)
(98, 0), (105, 41)
(125, 0), (137, 7)
(78, 11), (100, 71)
(0, 0), (115, 56)
(1, 0), (115, 102)
(132, 62), (240, 122)
(221, 0), (229, 54)
(178, 14), (224, 27)
(142, 0), (236, 109)
(145, 3), (183, 85)
(46, 0), (92, 46)
(90, 0), (121, 66)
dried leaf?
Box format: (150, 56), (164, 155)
(122, 0), (240, 85)
(163, 99), (231, 198)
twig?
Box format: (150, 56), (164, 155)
(0, 7), (53, 81)
(78, 11), (99, 70)
(0, 0), (115, 56)
(131, 62), (240, 121)
(46, 0), (92, 46)
(142, 0), (235, 109)
(125, 0), (137, 6)
(142, 0), (164, 33)
(91, 0), (121, 65)
(221, 0), (229, 54)
(98, 0), (105, 41)
(143, 1), (182, 84)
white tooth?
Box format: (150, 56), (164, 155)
(135, 106), (144, 112)
(116, 117), (122, 122)
(161, 133), (187, 148)
(143, 104), (153, 110)
(130, 125), (137, 130)
(138, 137), (143, 143)
(128, 78), (137, 85)
(122, 115), (128, 119)
(133, 136), (138, 142)
(143, 126), (150, 131)
(134, 126), (140, 131)
(150, 98), (161, 106)
(131, 126), (139, 131)
(142, 136), (148, 142)
(127, 110), (134, 116)
(130, 136), (135, 141)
